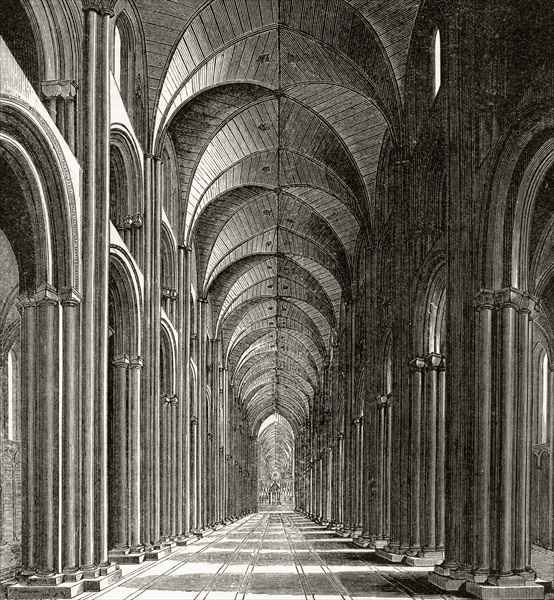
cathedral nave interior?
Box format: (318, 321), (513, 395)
(0, 1), (553, 598)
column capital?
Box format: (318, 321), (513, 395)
(16, 294), (36, 313)
(337, 432), (344, 441)
(377, 393), (392, 409)
(191, 416), (199, 427)
(129, 356), (144, 369)
(112, 353), (130, 368)
(60, 287), (82, 306)
(82, 0), (116, 15)
(425, 352), (444, 370)
(162, 394), (178, 406)
(32, 284), (60, 306)
(476, 287), (540, 313)
(474, 289), (496, 310)
(41, 80), (78, 100)
(409, 356), (426, 371)
(178, 244), (193, 253)
(493, 287), (532, 311)
(353, 416), (363, 425)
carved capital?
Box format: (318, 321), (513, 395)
(132, 213), (143, 229)
(82, 0), (116, 15)
(425, 352), (443, 370)
(409, 356), (426, 372)
(41, 80), (77, 100)
(118, 215), (133, 231)
(377, 394), (391, 409)
(162, 287), (178, 301)
(494, 287), (527, 311)
(112, 353), (130, 368)
(16, 294), (36, 313)
(32, 284), (60, 306)
(59, 287), (82, 307)
(129, 356), (144, 369)
(474, 289), (495, 310)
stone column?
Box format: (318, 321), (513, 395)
(408, 357), (425, 554)
(152, 158), (162, 546)
(337, 433), (344, 526)
(496, 291), (518, 581)
(431, 288), (543, 598)
(111, 354), (130, 550)
(190, 416), (198, 530)
(381, 394), (393, 543)
(18, 296), (36, 576)
(197, 300), (208, 529)
(354, 416), (363, 535)
(424, 353), (442, 555)
(326, 446), (333, 521)
(474, 291), (493, 577)
(160, 395), (169, 538)
(128, 357), (143, 551)
(93, 1), (113, 568)
(437, 360), (446, 552)
(549, 366), (554, 549)
(171, 398), (178, 537)
(60, 290), (81, 574)
(34, 286), (60, 576)
(178, 246), (192, 536)
(80, 0), (99, 571)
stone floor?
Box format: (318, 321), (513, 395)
(80, 511), (455, 600)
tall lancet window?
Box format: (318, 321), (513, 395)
(541, 353), (549, 444)
(113, 23), (122, 88)
(433, 28), (441, 98)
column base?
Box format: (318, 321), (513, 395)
(81, 566), (122, 591)
(62, 570), (83, 583)
(376, 548), (405, 563)
(428, 570), (466, 591)
(144, 546), (172, 560)
(404, 551), (445, 567)
(108, 548), (146, 564)
(175, 535), (194, 546)
(352, 536), (373, 548)
(465, 582), (544, 600)
(8, 580), (85, 599)
(337, 528), (353, 538)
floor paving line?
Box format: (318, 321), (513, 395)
(279, 512), (315, 600)
(234, 513), (271, 600)
(194, 513), (270, 600)
(285, 514), (350, 600)
(295, 515), (449, 600)
(79, 515), (259, 600)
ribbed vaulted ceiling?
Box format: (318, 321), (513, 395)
(154, 0), (418, 479)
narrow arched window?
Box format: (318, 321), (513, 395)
(432, 28), (441, 98)
(541, 354), (549, 444)
(113, 23), (122, 88)
(112, 15), (134, 109)
(7, 348), (19, 441)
